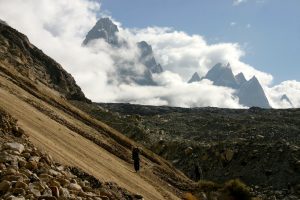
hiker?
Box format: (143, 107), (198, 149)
(132, 147), (140, 172)
(194, 164), (201, 181)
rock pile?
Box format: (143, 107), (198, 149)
(0, 109), (143, 200)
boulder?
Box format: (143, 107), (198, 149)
(4, 143), (25, 153)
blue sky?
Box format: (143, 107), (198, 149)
(100, 0), (300, 84)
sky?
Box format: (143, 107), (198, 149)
(100, 0), (300, 84)
(0, 0), (300, 108)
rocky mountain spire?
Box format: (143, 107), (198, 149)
(281, 94), (293, 107)
(237, 76), (271, 108)
(205, 63), (239, 89)
(137, 41), (163, 74)
(235, 72), (247, 86)
(83, 18), (119, 46)
(188, 72), (201, 83)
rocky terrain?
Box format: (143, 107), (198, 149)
(73, 102), (300, 200)
(0, 108), (142, 200)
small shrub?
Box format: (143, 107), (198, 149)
(222, 179), (251, 200)
(183, 192), (198, 200)
(198, 180), (220, 192)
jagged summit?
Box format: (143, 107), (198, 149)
(137, 41), (163, 74)
(237, 76), (271, 108)
(83, 17), (119, 46)
(188, 72), (201, 83)
(0, 19), (7, 25)
(205, 63), (239, 89)
(235, 72), (247, 86)
(281, 94), (293, 107)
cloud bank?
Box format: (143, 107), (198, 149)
(0, 0), (299, 108)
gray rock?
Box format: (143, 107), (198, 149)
(4, 143), (25, 153)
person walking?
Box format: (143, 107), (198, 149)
(132, 147), (140, 172)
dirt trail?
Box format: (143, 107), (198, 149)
(0, 77), (180, 200)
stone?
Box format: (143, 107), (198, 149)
(48, 169), (60, 177)
(0, 180), (11, 193)
(29, 156), (40, 162)
(38, 196), (57, 200)
(13, 126), (24, 137)
(184, 147), (193, 155)
(5, 175), (24, 182)
(134, 194), (144, 199)
(0, 152), (17, 163)
(225, 149), (234, 162)
(5, 167), (17, 175)
(25, 160), (38, 170)
(39, 173), (53, 182)
(42, 187), (53, 196)
(69, 183), (82, 191)
(50, 186), (59, 198)
(18, 159), (27, 168)
(21, 152), (31, 159)
(12, 188), (26, 196)
(59, 187), (70, 198)
(4, 143), (25, 153)
(15, 181), (28, 189)
(56, 177), (70, 186)
(6, 196), (25, 200)
(49, 180), (60, 188)
(30, 187), (41, 197)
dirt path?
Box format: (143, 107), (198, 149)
(0, 79), (180, 200)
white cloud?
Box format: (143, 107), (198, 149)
(131, 27), (273, 86)
(0, 0), (296, 108)
(233, 0), (247, 6)
(266, 81), (300, 108)
(230, 22), (237, 27)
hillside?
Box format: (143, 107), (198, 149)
(73, 102), (300, 200)
(0, 22), (195, 200)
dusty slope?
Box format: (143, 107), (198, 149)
(0, 72), (177, 199)
(0, 73), (181, 200)
(0, 22), (192, 199)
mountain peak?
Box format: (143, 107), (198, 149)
(188, 72), (201, 83)
(137, 41), (163, 74)
(237, 76), (271, 108)
(281, 94), (293, 107)
(205, 63), (239, 88)
(83, 17), (119, 46)
(0, 19), (7, 25)
(235, 72), (247, 86)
